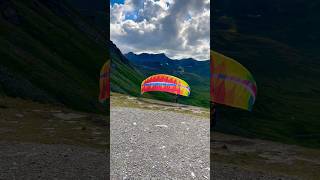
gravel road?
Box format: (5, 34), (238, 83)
(212, 162), (298, 180)
(111, 107), (301, 180)
(111, 107), (210, 179)
(0, 142), (108, 179)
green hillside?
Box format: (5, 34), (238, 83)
(212, 2), (320, 148)
(0, 0), (180, 113)
(109, 42), (177, 103)
(109, 42), (144, 97)
(0, 0), (108, 113)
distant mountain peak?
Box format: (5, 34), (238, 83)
(127, 52), (168, 58)
(125, 52), (208, 62)
(126, 52), (135, 55)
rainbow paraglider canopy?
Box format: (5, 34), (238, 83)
(99, 61), (110, 103)
(211, 51), (257, 111)
(141, 74), (190, 97)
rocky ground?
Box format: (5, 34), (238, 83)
(0, 143), (108, 179)
(110, 107), (210, 179)
(0, 96), (108, 179)
(1, 93), (320, 179)
(112, 93), (320, 180)
(212, 132), (320, 180)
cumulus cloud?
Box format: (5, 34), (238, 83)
(110, 0), (210, 60)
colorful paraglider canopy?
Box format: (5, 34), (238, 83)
(99, 61), (110, 103)
(211, 51), (257, 111)
(141, 74), (190, 97)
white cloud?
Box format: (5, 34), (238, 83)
(110, 0), (210, 60)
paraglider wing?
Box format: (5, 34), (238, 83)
(141, 74), (190, 97)
(211, 51), (257, 111)
(99, 61), (110, 103)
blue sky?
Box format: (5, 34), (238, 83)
(110, 0), (210, 60)
(110, 0), (125, 5)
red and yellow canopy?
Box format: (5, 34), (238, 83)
(141, 74), (190, 97)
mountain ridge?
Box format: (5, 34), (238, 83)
(125, 52), (209, 62)
(125, 51), (210, 78)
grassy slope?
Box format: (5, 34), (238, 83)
(109, 42), (176, 103)
(212, 14), (320, 147)
(0, 0), (108, 113)
(0, 0), (178, 113)
(109, 43), (144, 97)
(65, 0), (108, 33)
(213, 0), (320, 51)
(211, 0), (320, 147)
